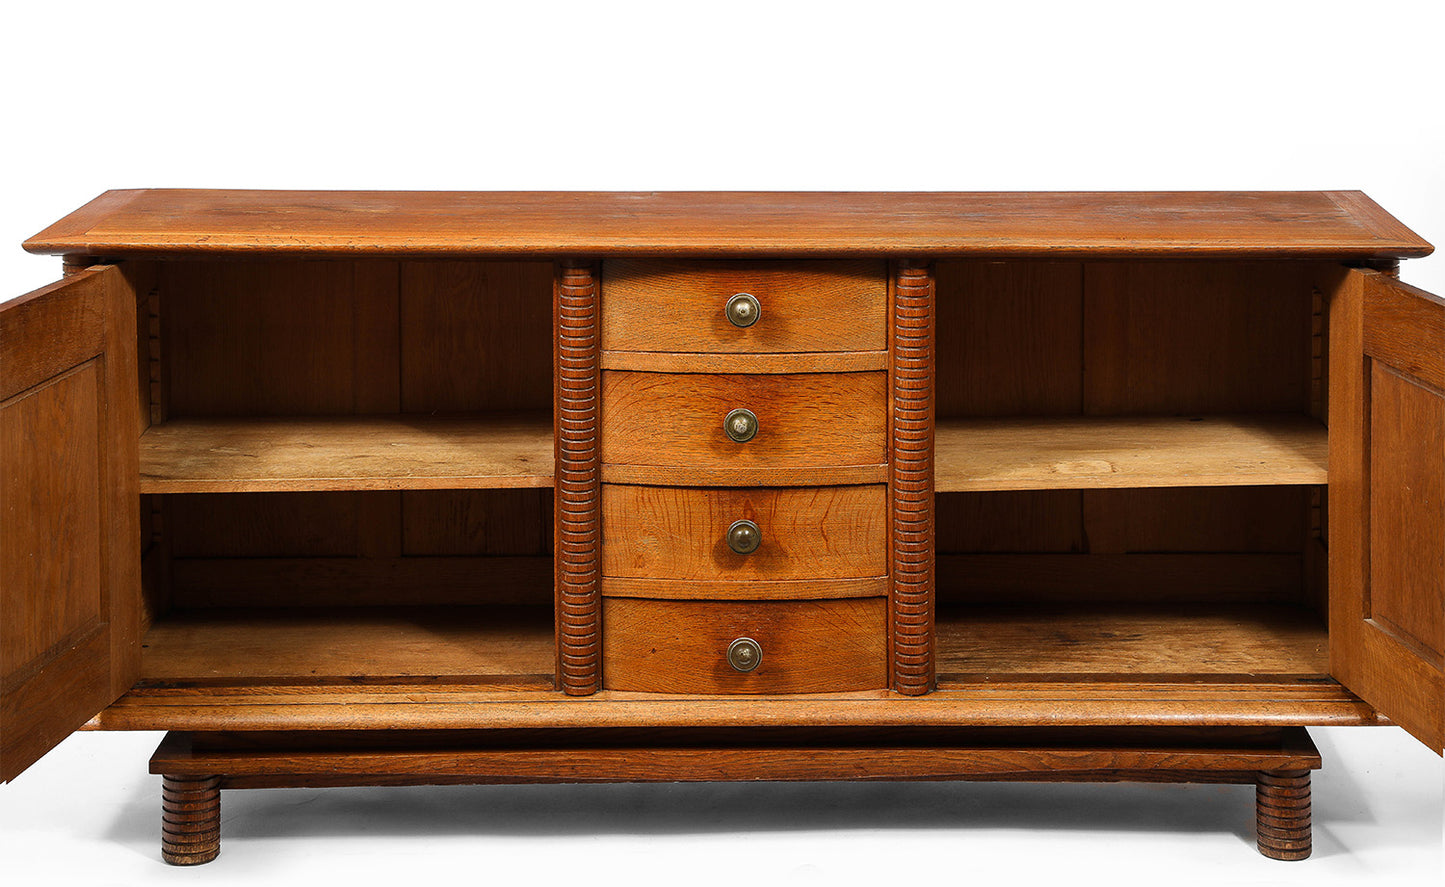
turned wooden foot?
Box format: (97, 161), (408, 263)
(161, 774), (221, 865)
(1256, 769), (1311, 860)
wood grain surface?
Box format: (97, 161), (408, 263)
(139, 412), (553, 492)
(602, 597), (887, 694)
(94, 678), (1376, 733)
(140, 607), (556, 683)
(145, 727), (1319, 787)
(600, 350), (887, 374)
(600, 577), (887, 601)
(1, 266), (141, 781)
(601, 259), (886, 352)
(26, 190), (1432, 258)
(935, 604), (1327, 675)
(1328, 268), (1445, 751)
(1082, 262), (1315, 415)
(936, 414), (1327, 491)
(601, 484), (886, 581)
(601, 370), (887, 484)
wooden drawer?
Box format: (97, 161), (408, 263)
(601, 260), (887, 354)
(601, 484), (886, 581)
(601, 371), (887, 486)
(601, 598), (887, 694)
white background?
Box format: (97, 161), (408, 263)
(1, 1), (1442, 884)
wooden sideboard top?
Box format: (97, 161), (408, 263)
(24, 190), (1432, 260)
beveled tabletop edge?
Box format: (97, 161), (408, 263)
(23, 189), (1434, 260)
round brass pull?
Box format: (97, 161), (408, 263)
(727, 519), (761, 555)
(728, 637), (762, 673)
(724, 408), (758, 442)
(725, 292), (761, 328)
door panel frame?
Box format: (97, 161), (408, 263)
(1328, 266), (1445, 752)
(1, 264), (141, 781)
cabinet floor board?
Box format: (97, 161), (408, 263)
(140, 606), (556, 682)
(936, 604), (1328, 675)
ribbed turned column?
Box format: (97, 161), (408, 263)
(161, 774), (221, 865)
(1256, 769), (1312, 860)
(555, 260), (602, 694)
(891, 260), (935, 694)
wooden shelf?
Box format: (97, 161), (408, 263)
(139, 412), (553, 493)
(936, 414), (1327, 492)
(935, 603), (1328, 677)
(140, 606), (556, 684)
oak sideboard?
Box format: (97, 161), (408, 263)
(2, 191), (1441, 864)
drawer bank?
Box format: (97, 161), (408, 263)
(2, 190), (1441, 864)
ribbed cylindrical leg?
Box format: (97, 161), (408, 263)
(1256, 769), (1311, 860)
(161, 774), (221, 865)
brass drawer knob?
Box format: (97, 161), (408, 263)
(727, 518), (761, 555)
(725, 292), (761, 328)
(728, 637), (762, 672)
(724, 408), (758, 442)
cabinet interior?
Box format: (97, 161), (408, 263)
(130, 257), (1333, 691)
(932, 260), (1330, 684)
(136, 260), (557, 687)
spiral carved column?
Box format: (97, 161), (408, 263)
(555, 260), (602, 694)
(891, 260), (935, 694)
(161, 774), (221, 865)
(1256, 769), (1312, 860)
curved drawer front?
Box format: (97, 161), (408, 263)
(601, 371), (887, 486)
(601, 259), (887, 354)
(602, 484), (887, 581)
(601, 598), (887, 694)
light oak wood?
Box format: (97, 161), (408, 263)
(139, 412), (553, 493)
(1369, 365), (1445, 667)
(601, 259), (887, 353)
(147, 726), (1319, 785)
(600, 350), (888, 374)
(1, 266), (140, 782)
(936, 414), (1327, 492)
(1363, 274), (1445, 392)
(93, 679), (1377, 733)
(27, 190), (1431, 258)
(602, 598), (887, 694)
(935, 604), (1327, 675)
(601, 484), (886, 581)
(601, 370), (887, 484)
(1329, 268), (1445, 752)
(140, 607), (555, 683)
(600, 577), (887, 601)
(8, 192), (1445, 861)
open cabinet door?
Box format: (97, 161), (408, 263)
(1329, 267), (1445, 753)
(1, 265), (141, 781)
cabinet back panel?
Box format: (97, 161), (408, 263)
(165, 490), (552, 608)
(400, 262), (553, 412)
(936, 261), (1320, 418)
(937, 487), (1312, 606)
(936, 261), (1084, 417)
(162, 260), (551, 417)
